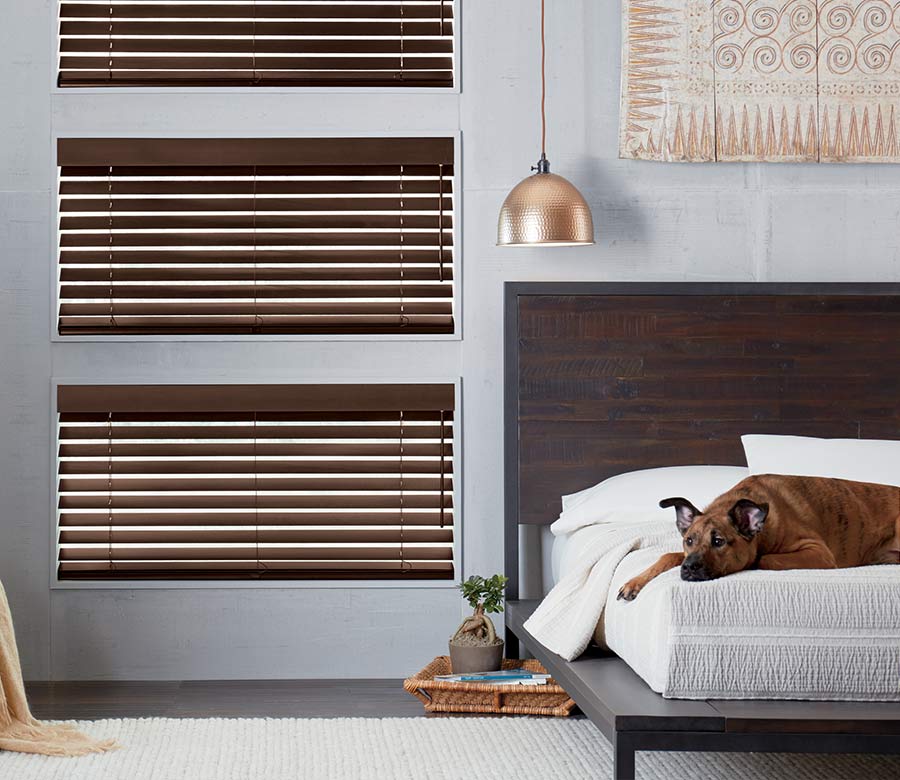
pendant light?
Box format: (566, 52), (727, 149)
(497, 0), (595, 247)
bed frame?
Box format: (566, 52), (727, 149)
(503, 282), (900, 779)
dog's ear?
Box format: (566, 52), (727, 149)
(729, 499), (768, 540)
(659, 497), (702, 535)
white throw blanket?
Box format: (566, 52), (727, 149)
(523, 519), (680, 661)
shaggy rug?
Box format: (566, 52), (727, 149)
(0, 717), (897, 780)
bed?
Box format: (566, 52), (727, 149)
(503, 282), (900, 778)
(551, 528), (900, 701)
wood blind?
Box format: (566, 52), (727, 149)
(57, 1), (455, 88)
(56, 383), (455, 580)
(56, 137), (455, 336)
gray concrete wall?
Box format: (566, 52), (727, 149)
(1, 0), (897, 680)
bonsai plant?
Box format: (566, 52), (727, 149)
(448, 574), (508, 673)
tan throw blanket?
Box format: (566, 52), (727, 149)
(0, 583), (116, 756)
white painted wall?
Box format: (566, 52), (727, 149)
(1, 0), (898, 680)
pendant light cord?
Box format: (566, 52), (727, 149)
(533, 0), (549, 172)
(540, 0), (547, 157)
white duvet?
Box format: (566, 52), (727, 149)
(525, 514), (900, 701)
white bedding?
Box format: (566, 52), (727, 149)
(545, 527), (900, 701)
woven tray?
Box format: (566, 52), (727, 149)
(403, 656), (575, 717)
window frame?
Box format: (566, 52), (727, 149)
(49, 0), (462, 96)
(49, 130), (463, 343)
(49, 375), (463, 590)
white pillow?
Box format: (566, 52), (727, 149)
(742, 434), (900, 488)
(552, 465), (749, 535)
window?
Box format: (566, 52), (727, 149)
(56, 383), (455, 581)
(57, 1), (455, 88)
(56, 137), (456, 336)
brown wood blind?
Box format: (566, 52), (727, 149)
(56, 137), (455, 336)
(56, 383), (455, 580)
(57, 1), (455, 88)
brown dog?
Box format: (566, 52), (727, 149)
(617, 474), (900, 601)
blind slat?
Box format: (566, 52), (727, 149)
(59, 233), (452, 248)
(61, 267), (453, 283)
(60, 38), (453, 55)
(59, 198), (453, 213)
(60, 163), (453, 176)
(59, 546), (454, 562)
(57, 384), (455, 413)
(58, 562), (453, 581)
(59, 20), (453, 37)
(60, 284), (447, 300)
(60, 56), (453, 72)
(59, 214), (453, 229)
(59, 476), (453, 492)
(59, 422), (452, 439)
(58, 318), (453, 336)
(58, 443), (452, 458)
(59, 511), (453, 527)
(59, 179), (451, 196)
(57, 383), (455, 581)
(60, 250), (452, 265)
(60, 304), (451, 317)
(57, 138), (454, 167)
(60, 528), (453, 545)
(58, 72), (453, 89)
(57, 407), (452, 420)
(59, 459), (450, 475)
(57, 138), (455, 336)
(59, 493), (452, 510)
(60, 3), (454, 20)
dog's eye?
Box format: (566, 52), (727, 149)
(685, 537), (694, 547)
(712, 536), (726, 548)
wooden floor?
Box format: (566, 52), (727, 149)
(25, 680), (426, 720)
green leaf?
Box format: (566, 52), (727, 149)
(457, 572), (507, 614)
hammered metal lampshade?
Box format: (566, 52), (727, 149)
(496, 0), (595, 248)
(497, 164), (594, 246)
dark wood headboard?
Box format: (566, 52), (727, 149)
(503, 282), (900, 599)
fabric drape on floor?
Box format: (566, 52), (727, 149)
(0, 583), (116, 756)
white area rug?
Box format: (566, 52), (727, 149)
(0, 717), (898, 780)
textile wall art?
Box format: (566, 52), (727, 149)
(620, 1), (900, 162)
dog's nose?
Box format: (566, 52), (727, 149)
(681, 554), (712, 581)
(683, 555), (703, 572)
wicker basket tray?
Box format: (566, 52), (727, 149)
(403, 656), (575, 717)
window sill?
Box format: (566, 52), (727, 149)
(51, 578), (459, 591)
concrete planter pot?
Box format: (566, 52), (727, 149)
(448, 640), (504, 674)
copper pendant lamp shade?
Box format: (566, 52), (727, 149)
(497, 0), (594, 247)
(498, 156), (594, 246)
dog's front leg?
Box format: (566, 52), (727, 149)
(617, 552), (684, 602)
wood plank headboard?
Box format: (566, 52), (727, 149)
(503, 282), (900, 599)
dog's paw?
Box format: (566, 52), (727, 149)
(617, 580), (643, 602)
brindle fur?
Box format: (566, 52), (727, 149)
(617, 474), (900, 602)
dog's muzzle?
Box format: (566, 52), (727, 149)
(681, 554), (713, 582)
